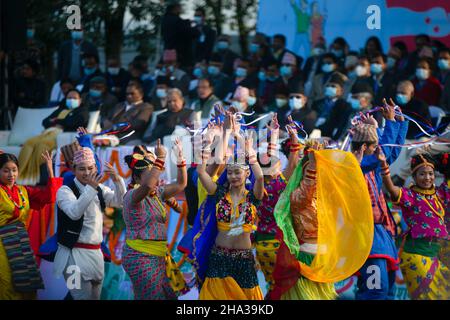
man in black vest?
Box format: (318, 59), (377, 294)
(53, 148), (126, 300)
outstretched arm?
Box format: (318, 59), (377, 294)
(162, 138), (188, 200)
(283, 116), (302, 180)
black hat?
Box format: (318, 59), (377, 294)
(156, 76), (172, 87)
(327, 73), (346, 88)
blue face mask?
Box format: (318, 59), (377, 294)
(387, 57), (397, 69)
(348, 97), (361, 110)
(235, 68), (247, 78)
(280, 65), (292, 77)
(324, 86), (337, 98)
(249, 43), (260, 53)
(193, 67), (203, 78)
(217, 41), (229, 50)
(84, 67), (96, 76)
(207, 66), (220, 76)
(331, 49), (343, 58)
(247, 96), (257, 107)
(258, 71), (266, 81)
(396, 93), (409, 105)
(438, 59), (450, 71)
(27, 29), (35, 39)
(267, 75), (278, 82)
(322, 63), (335, 73)
(370, 63), (383, 75)
(231, 101), (244, 112)
(89, 89), (102, 98)
(71, 31), (83, 40)
(66, 98), (80, 109)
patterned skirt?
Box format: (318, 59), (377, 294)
(400, 250), (450, 300)
(255, 234), (280, 293)
(122, 244), (177, 300)
(199, 245), (263, 300)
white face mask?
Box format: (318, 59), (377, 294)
(289, 97), (303, 110)
(108, 67), (120, 75)
(416, 68), (430, 80)
(355, 65), (368, 77)
(247, 96), (257, 107)
(276, 98), (287, 108)
(231, 101), (245, 112)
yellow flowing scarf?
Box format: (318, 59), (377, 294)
(300, 150), (374, 282)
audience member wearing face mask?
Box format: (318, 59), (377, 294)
(206, 53), (233, 100)
(437, 48), (450, 112)
(81, 76), (118, 121)
(369, 52), (398, 106)
(282, 84), (317, 135)
(257, 60), (280, 109)
(412, 57), (442, 107)
(150, 76), (173, 111)
(214, 35), (240, 77)
(106, 56), (131, 102)
(312, 73), (348, 129)
(310, 53), (341, 105)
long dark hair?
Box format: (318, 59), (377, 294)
(0, 153), (19, 170)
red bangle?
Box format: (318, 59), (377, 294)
(177, 161), (186, 168)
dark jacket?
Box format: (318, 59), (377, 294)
(193, 24), (217, 63)
(13, 77), (47, 108)
(143, 108), (193, 144)
(42, 104), (89, 131)
(106, 69), (131, 102)
(103, 101), (154, 143)
(372, 71), (398, 106)
(215, 49), (240, 77)
(57, 40), (98, 81)
(319, 98), (353, 140)
(81, 92), (118, 122)
(400, 97), (431, 139)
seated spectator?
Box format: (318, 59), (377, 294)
(277, 52), (304, 96)
(271, 33), (303, 71)
(412, 57), (442, 106)
(321, 81), (373, 141)
(303, 42), (326, 95)
(370, 52), (398, 106)
(49, 78), (75, 107)
(282, 84), (317, 134)
(229, 58), (258, 97)
(161, 49), (190, 96)
(438, 47), (450, 112)
(310, 53), (341, 104)
(13, 59), (46, 109)
(247, 35), (274, 69)
(143, 88), (193, 144)
(329, 37), (349, 68)
(150, 76), (173, 111)
(313, 72), (348, 127)
(190, 78), (221, 124)
(78, 53), (105, 93)
(395, 80), (431, 140)
(129, 60), (154, 100)
(214, 34), (240, 77)
(265, 84), (289, 114)
(103, 82), (154, 144)
(256, 59), (279, 109)
(207, 53), (233, 100)
(364, 36), (384, 59)
(343, 51), (359, 80)
(390, 80), (432, 185)
(106, 56), (131, 102)
(228, 86), (257, 124)
(392, 41), (410, 79)
(189, 61), (208, 100)
(81, 76), (118, 122)
(345, 55), (374, 97)
(18, 89), (89, 185)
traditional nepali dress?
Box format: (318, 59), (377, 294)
(199, 184), (263, 300)
(438, 180), (450, 269)
(0, 178), (62, 299)
(272, 165), (336, 300)
(122, 187), (179, 300)
(393, 184), (449, 300)
(255, 174), (286, 294)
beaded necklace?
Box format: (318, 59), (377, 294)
(1, 185), (26, 210)
(412, 185), (444, 219)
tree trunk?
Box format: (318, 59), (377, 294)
(234, 0), (249, 57)
(104, 5), (126, 65)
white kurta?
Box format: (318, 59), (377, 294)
(53, 177), (126, 281)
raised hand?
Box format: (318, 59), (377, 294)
(360, 112), (378, 128)
(103, 162), (119, 182)
(353, 144), (367, 163)
(381, 98), (395, 121)
(266, 113), (280, 131)
(86, 172), (103, 189)
(172, 138), (185, 162)
(375, 146), (387, 163)
(77, 127), (88, 136)
(154, 139), (167, 159)
(41, 150), (54, 178)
